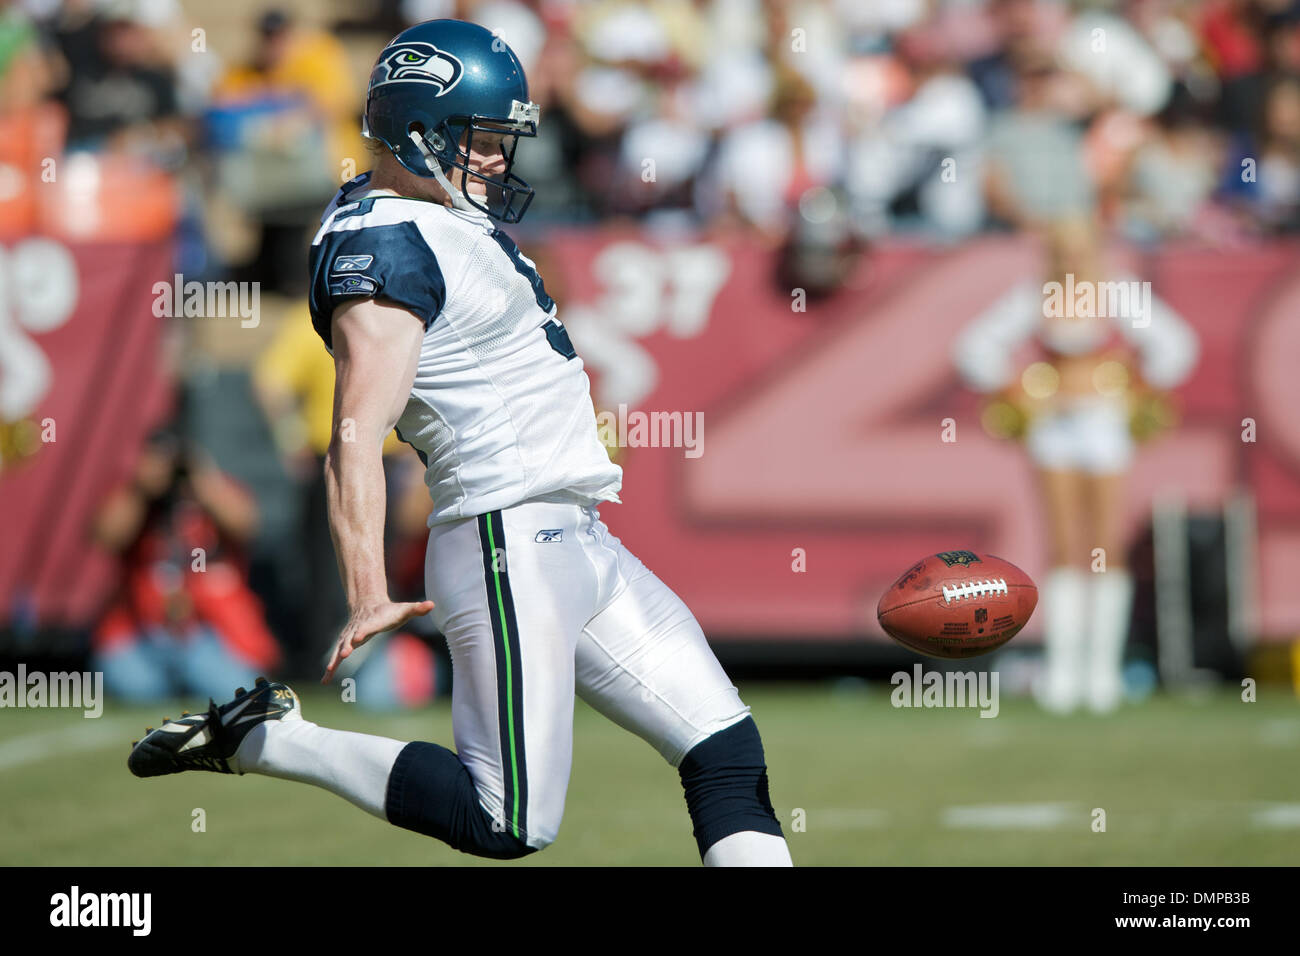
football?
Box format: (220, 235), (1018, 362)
(876, 551), (1038, 659)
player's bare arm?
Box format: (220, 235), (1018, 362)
(321, 297), (434, 684)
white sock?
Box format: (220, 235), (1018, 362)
(233, 718), (408, 820)
(702, 831), (793, 867)
(1086, 569), (1134, 714)
(1036, 566), (1089, 714)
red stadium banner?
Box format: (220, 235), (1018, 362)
(548, 231), (1300, 645)
(0, 144), (178, 633)
(0, 238), (172, 629)
(4, 227), (1299, 648)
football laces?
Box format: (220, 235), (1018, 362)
(941, 578), (1009, 603)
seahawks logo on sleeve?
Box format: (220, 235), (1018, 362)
(327, 249), (380, 297)
(330, 274), (379, 296)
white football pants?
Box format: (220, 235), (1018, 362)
(425, 500), (751, 850)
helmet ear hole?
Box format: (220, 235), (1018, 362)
(410, 123), (446, 152)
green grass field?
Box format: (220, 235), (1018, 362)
(3, 683), (1298, 865)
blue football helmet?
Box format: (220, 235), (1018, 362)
(363, 19), (539, 223)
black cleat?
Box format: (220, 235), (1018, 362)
(128, 677), (301, 778)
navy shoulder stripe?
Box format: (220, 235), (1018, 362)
(489, 228), (555, 313)
(308, 220), (446, 349)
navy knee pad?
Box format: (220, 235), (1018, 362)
(385, 741), (537, 860)
(678, 716), (784, 858)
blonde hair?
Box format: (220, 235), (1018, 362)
(1043, 216), (1101, 286)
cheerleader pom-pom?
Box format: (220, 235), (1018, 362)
(981, 398), (1028, 440)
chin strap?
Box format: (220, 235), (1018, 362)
(408, 129), (478, 214)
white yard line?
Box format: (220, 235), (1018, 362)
(0, 719), (135, 771)
(941, 803), (1076, 829)
(1250, 803), (1300, 828)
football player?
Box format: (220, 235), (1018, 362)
(128, 19), (792, 867)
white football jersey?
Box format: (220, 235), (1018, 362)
(308, 173), (622, 525)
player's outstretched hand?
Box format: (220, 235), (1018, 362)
(321, 599), (435, 684)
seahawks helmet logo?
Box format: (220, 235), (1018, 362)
(371, 42), (464, 95)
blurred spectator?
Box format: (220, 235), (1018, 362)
(765, 0), (851, 106)
(209, 10), (359, 293)
(1123, 82), (1229, 241)
(1, 0), (52, 112)
(90, 403), (280, 703)
(614, 71), (712, 223)
(1226, 71), (1300, 231)
(1059, 6), (1173, 117)
(469, 0), (547, 75)
(711, 65), (842, 243)
(983, 47), (1096, 230)
(214, 9), (360, 171)
(774, 185), (865, 298)
(563, 0), (709, 215)
(691, 0), (771, 131)
(1199, 0), (1271, 134)
(5, 0), (1291, 239)
(509, 43), (601, 220)
(0, 2), (58, 239)
(967, 0), (1068, 110)
(48, 1), (185, 157)
(320, 0), (1300, 237)
(844, 26), (987, 239)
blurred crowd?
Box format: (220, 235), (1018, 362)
(2, 0), (1290, 703)
(3, 0), (1300, 252)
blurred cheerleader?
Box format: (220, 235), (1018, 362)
(952, 218), (1198, 713)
